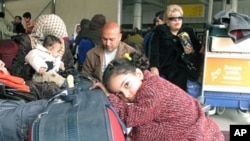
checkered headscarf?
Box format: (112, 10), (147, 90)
(30, 14), (68, 57)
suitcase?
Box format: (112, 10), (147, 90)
(29, 77), (128, 141)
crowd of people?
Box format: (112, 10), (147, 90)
(0, 11), (35, 40)
(0, 4), (225, 141)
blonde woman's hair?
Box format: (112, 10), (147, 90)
(164, 4), (183, 23)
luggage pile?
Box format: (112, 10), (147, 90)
(0, 18), (127, 141)
(0, 76), (128, 141)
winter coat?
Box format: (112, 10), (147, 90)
(25, 44), (62, 73)
(108, 70), (224, 141)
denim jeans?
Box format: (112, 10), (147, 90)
(186, 79), (201, 98)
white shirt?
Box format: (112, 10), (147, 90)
(102, 48), (118, 73)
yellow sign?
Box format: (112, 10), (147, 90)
(204, 57), (250, 87)
(181, 4), (204, 17)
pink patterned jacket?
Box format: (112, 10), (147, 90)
(108, 70), (224, 141)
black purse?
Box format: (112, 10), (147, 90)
(177, 32), (200, 80)
(181, 53), (197, 71)
(180, 53), (200, 80)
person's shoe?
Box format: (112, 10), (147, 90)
(67, 75), (74, 88)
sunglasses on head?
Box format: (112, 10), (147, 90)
(168, 16), (183, 21)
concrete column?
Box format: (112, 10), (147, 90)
(52, 0), (56, 14)
(1, 0), (5, 12)
(231, 0), (238, 12)
(117, 0), (122, 25)
(207, 0), (213, 23)
(133, 0), (142, 30)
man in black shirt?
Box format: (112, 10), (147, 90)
(13, 16), (25, 34)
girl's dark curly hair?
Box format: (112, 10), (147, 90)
(102, 52), (149, 91)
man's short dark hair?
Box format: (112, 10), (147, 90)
(15, 16), (22, 21)
(23, 12), (31, 19)
(0, 12), (5, 18)
(155, 10), (164, 20)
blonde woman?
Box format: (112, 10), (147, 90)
(149, 4), (202, 91)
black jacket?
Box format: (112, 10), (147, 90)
(148, 24), (202, 90)
(13, 23), (25, 34)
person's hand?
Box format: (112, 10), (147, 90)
(0, 60), (5, 67)
(89, 82), (110, 96)
(150, 67), (159, 76)
(184, 46), (194, 54)
(59, 63), (65, 71)
(0, 67), (10, 75)
(0, 60), (10, 75)
(39, 67), (47, 74)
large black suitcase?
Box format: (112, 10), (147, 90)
(29, 77), (128, 141)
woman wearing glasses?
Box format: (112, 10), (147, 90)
(148, 4), (202, 92)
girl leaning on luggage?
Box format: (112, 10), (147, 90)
(90, 52), (224, 141)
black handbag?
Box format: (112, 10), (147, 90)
(180, 53), (200, 80)
(181, 53), (197, 71)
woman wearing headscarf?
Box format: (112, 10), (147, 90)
(10, 14), (75, 80)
